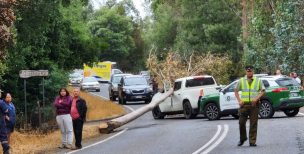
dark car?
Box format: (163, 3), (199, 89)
(118, 75), (154, 104)
(108, 73), (132, 101)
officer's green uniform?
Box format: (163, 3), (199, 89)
(235, 76), (264, 145)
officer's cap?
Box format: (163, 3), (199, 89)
(245, 65), (254, 71)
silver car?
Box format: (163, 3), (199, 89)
(80, 77), (100, 92)
(69, 73), (83, 85)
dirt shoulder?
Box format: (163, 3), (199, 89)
(4, 89), (126, 154)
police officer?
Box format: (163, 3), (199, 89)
(234, 66), (265, 147)
(0, 91), (9, 154)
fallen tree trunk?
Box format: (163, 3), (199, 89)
(99, 88), (173, 133)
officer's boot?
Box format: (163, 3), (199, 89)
(2, 143), (10, 154)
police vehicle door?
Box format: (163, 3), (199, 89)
(219, 81), (239, 111)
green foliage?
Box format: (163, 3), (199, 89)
(147, 3), (177, 53)
(0, 61), (7, 83)
(89, 5), (135, 70)
(144, 0), (242, 80)
(2, 0), (104, 127)
(246, 0), (304, 74)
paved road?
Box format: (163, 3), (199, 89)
(64, 84), (304, 154)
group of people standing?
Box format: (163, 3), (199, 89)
(276, 69), (302, 85)
(0, 92), (16, 154)
(54, 87), (87, 150)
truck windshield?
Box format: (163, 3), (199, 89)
(186, 77), (215, 87)
(70, 73), (81, 78)
(83, 77), (97, 83)
(113, 76), (123, 83)
(124, 77), (148, 86)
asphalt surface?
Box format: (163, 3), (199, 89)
(60, 83), (304, 154)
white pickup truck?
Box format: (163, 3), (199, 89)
(152, 75), (220, 119)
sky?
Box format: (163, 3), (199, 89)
(91, 0), (149, 18)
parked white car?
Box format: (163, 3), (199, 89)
(69, 72), (83, 85)
(80, 77), (100, 92)
(152, 75), (220, 119)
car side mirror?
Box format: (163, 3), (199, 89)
(222, 89), (226, 94)
(216, 86), (222, 91)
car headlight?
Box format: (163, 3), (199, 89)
(146, 87), (153, 92)
(123, 89), (131, 93)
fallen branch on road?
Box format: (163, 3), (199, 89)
(99, 89), (174, 133)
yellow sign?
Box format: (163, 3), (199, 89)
(83, 62), (112, 80)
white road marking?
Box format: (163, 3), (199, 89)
(192, 125), (222, 154)
(66, 128), (128, 154)
(90, 91), (134, 113)
(201, 124), (229, 154)
(90, 92), (109, 100)
(124, 105), (135, 112)
(298, 112), (304, 116)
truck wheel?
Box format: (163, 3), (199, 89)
(183, 101), (197, 119)
(152, 106), (165, 119)
(232, 114), (239, 119)
(110, 96), (114, 101)
(283, 108), (299, 117)
(259, 100), (274, 118)
(145, 98), (152, 104)
(110, 92), (115, 101)
(112, 96), (116, 101)
(204, 103), (220, 120)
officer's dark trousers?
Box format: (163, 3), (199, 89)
(0, 125), (9, 154)
(73, 119), (84, 148)
(239, 104), (259, 144)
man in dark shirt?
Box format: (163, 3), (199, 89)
(71, 87), (87, 149)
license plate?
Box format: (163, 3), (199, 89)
(135, 96), (142, 99)
(290, 92), (299, 97)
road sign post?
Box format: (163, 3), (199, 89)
(19, 70), (48, 129)
(24, 79), (27, 128)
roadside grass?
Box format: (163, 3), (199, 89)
(1, 88), (125, 154)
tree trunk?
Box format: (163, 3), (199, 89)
(241, 0), (248, 43)
(99, 88), (174, 133)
